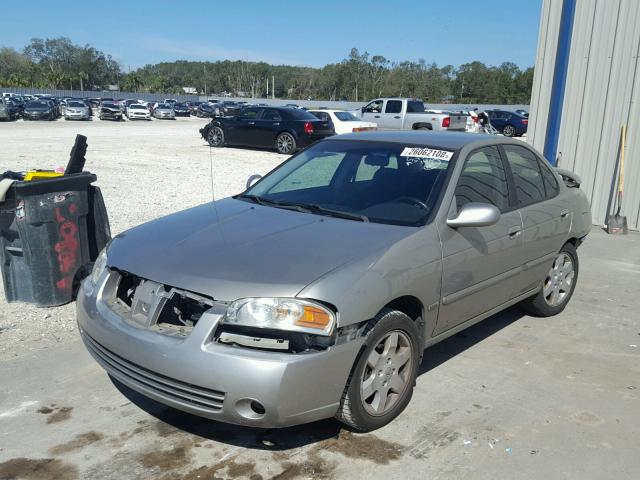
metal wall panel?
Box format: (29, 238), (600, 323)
(529, 0), (640, 230)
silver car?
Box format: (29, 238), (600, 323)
(77, 132), (591, 432)
(64, 100), (91, 120)
(153, 103), (175, 120)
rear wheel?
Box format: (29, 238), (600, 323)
(336, 309), (421, 432)
(276, 132), (296, 154)
(502, 124), (516, 137)
(207, 126), (225, 147)
(520, 242), (578, 317)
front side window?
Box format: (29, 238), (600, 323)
(385, 100), (402, 114)
(503, 145), (545, 205)
(240, 108), (260, 119)
(243, 140), (455, 226)
(363, 100), (383, 113)
(455, 146), (510, 212)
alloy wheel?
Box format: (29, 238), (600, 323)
(277, 133), (294, 154)
(543, 253), (574, 307)
(360, 330), (413, 416)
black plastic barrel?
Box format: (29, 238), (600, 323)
(0, 172), (111, 307)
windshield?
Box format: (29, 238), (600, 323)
(68, 101), (85, 107)
(334, 111), (359, 121)
(242, 140), (455, 226)
(102, 103), (118, 108)
(157, 104), (171, 109)
(130, 104), (145, 109)
(27, 101), (49, 108)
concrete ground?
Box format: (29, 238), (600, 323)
(1, 119), (639, 479)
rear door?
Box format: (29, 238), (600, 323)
(254, 108), (282, 146)
(501, 144), (570, 296)
(435, 146), (523, 335)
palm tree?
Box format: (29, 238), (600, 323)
(78, 71), (89, 91)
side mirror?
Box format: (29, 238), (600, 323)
(447, 203), (500, 228)
(361, 107), (365, 113)
(246, 174), (262, 190)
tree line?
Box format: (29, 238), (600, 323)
(1, 39), (534, 104)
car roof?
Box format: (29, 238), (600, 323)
(327, 131), (525, 151)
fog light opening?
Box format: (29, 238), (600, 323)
(235, 398), (267, 420)
(250, 400), (266, 415)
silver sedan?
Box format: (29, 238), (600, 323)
(77, 132), (591, 432)
(152, 103), (175, 120)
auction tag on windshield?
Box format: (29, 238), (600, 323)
(400, 147), (454, 160)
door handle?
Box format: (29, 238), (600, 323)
(273, 122), (280, 126)
(374, 115), (380, 118)
(508, 226), (521, 238)
(560, 209), (570, 219)
(248, 121), (255, 125)
(394, 115), (401, 119)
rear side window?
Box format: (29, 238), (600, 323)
(455, 146), (510, 212)
(503, 145), (546, 205)
(385, 101), (402, 114)
(262, 109), (282, 121)
(539, 159), (560, 198)
(406, 101), (424, 113)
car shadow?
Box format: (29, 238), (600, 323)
(111, 305), (525, 450)
(417, 305), (525, 376)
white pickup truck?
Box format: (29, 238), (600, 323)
(350, 98), (467, 132)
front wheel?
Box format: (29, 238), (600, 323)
(207, 126), (225, 147)
(336, 309), (421, 432)
(520, 242), (578, 317)
(276, 132), (296, 154)
(502, 124), (516, 137)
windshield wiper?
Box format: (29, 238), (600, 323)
(278, 202), (369, 222)
(236, 195), (368, 222)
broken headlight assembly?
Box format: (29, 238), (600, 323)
(222, 298), (336, 336)
(84, 247), (108, 296)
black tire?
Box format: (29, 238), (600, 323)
(335, 308), (422, 432)
(502, 124), (516, 137)
(276, 132), (296, 154)
(207, 126), (225, 147)
(520, 242), (579, 317)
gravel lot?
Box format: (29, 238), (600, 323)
(0, 116), (287, 360)
(1, 118), (639, 479)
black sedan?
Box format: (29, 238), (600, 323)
(200, 106), (335, 154)
(99, 102), (124, 121)
(173, 102), (191, 117)
(196, 102), (221, 118)
(23, 100), (57, 120)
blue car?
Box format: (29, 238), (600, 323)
(487, 110), (528, 137)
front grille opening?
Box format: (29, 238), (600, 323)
(157, 292), (212, 329)
(115, 271), (141, 308)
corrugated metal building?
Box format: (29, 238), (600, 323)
(528, 0), (640, 229)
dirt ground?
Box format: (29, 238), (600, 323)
(0, 116), (286, 360)
(0, 118), (639, 480)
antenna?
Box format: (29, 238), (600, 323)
(209, 144), (221, 224)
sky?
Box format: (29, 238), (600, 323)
(2, 0), (542, 69)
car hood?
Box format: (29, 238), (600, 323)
(107, 197), (412, 301)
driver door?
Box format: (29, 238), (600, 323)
(434, 146), (523, 335)
(227, 108), (261, 145)
(361, 99), (384, 124)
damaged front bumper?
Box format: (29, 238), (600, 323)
(76, 271), (362, 428)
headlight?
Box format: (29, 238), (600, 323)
(223, 298), (335, 336)
(89, 248), (108, 286)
